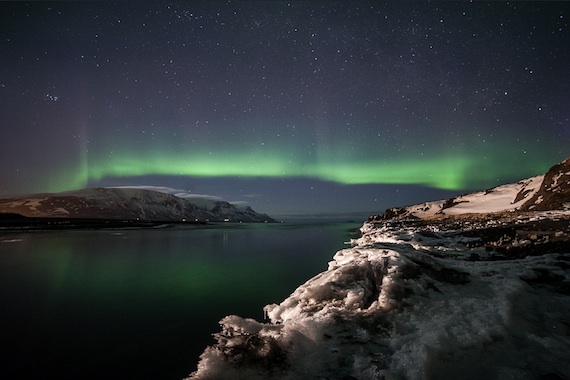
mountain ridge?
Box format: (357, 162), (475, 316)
(0, 187), (276, 223)
(370, 156), (569, 221)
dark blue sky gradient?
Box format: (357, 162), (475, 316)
(1, 1), (568, 219)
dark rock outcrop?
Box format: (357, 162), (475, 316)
(520, 157), (570, 211)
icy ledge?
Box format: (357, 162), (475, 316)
(187, 215), (570, 379)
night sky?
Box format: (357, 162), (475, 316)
(1, 1), (568, 220)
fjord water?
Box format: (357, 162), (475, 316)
(0, 222), (359, 380)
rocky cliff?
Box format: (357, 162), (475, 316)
(520, 157), (570, 211)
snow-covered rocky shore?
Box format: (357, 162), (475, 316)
(187, 158), (570, 379)
(187, 211), (570, 380)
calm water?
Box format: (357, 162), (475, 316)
(0, 222), (359, 380)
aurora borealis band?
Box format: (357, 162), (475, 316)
(1, 1), (569, 217)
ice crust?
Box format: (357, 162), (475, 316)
(188, 215), (570, 380)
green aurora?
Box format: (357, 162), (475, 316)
(47, 139), (555, 194)
(2, 1), (569, 215)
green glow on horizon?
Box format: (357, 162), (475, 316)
(43, 129), (559, 194)
(48, 150), (479, 192)
(307, 156), (473, 189)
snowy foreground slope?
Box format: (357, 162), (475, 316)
(187, 159), (570, 380)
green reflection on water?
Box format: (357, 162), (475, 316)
(0, 223), (358, 379)
(1, 227), (301, 314)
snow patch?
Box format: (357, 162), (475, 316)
(111, 186), (227, 202)
(386, 175), (544, 219)
(24, 198), (47, 211)
(52, 207), (70, 215)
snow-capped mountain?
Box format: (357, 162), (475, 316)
(0, 187), (275, 223)
(187, 157), (570, 380)
(372, 157), (570, 220)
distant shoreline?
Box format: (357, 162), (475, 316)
(0, 213), (225, 231)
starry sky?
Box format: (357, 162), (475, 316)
(1, 1), (568, 220)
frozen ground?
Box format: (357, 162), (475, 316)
(187, 211), (570, 380)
